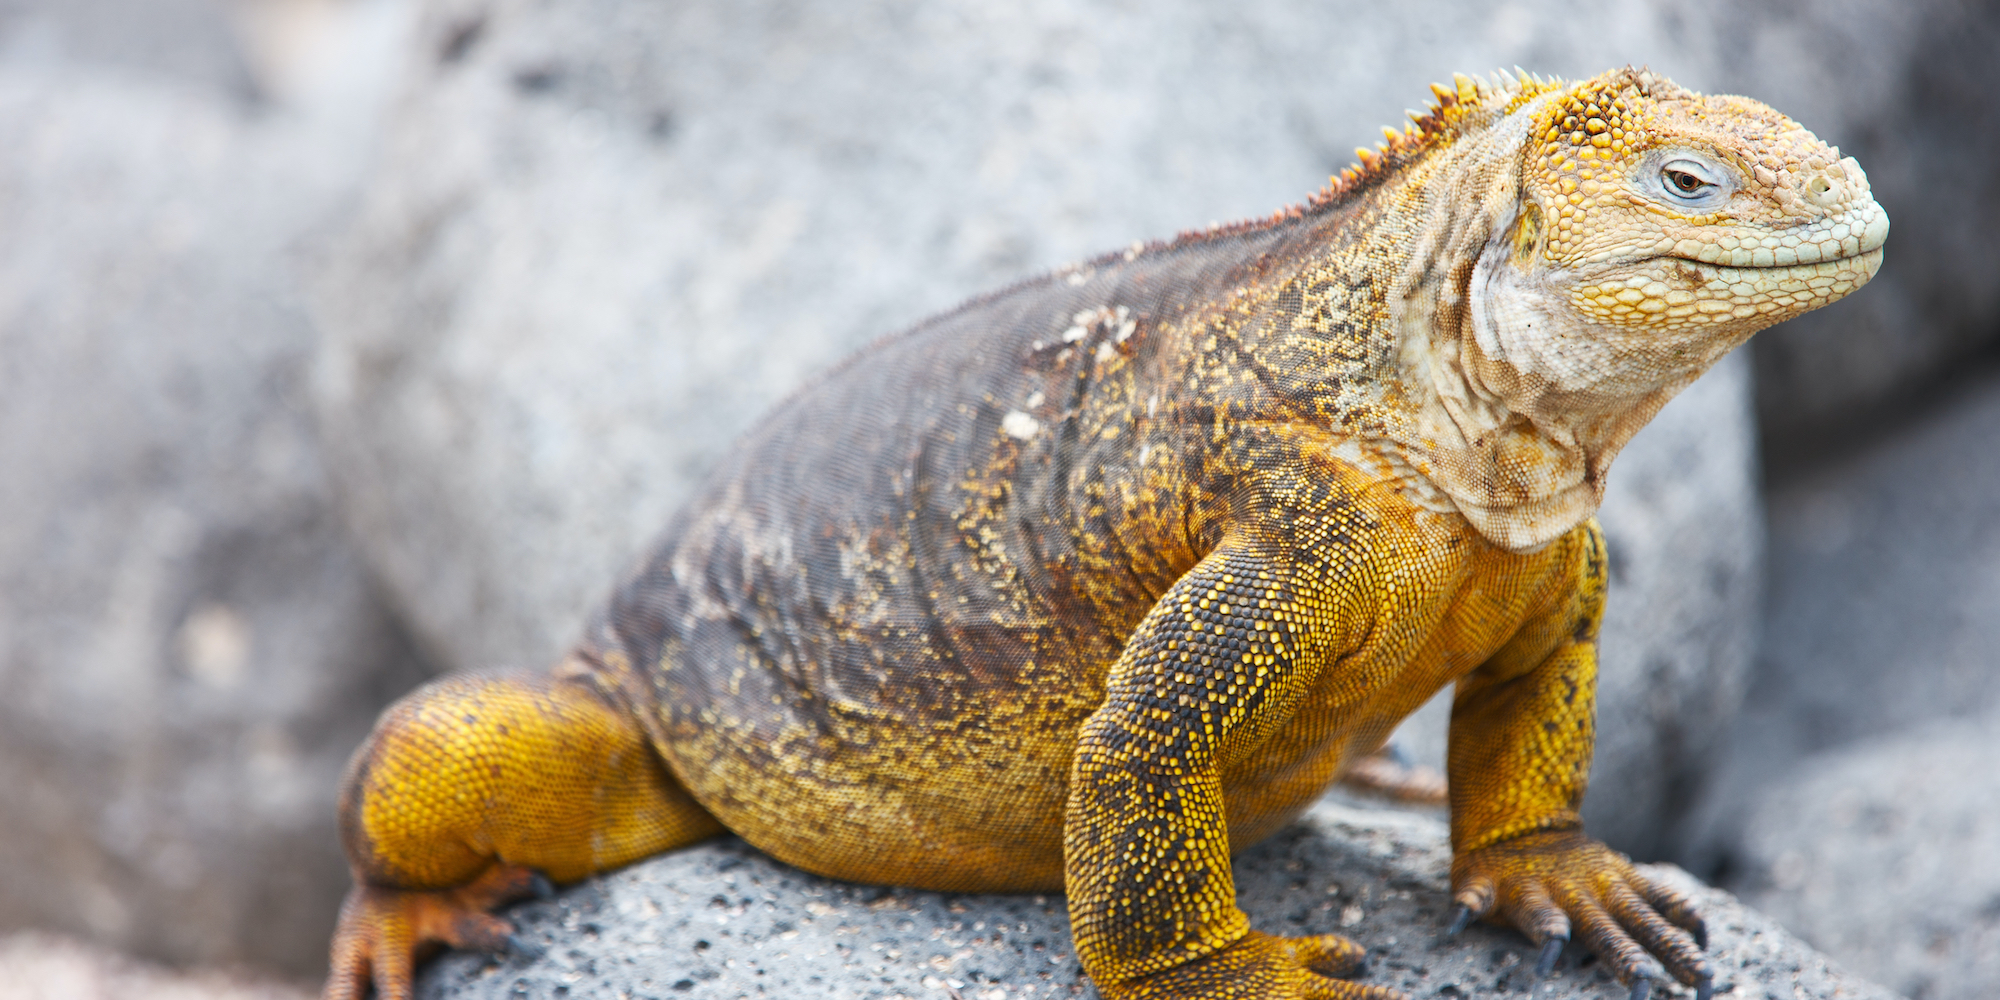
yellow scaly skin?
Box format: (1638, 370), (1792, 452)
(323, 67), (1887, 1000)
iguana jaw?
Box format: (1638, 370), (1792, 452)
(1438, 234), (1885, 553)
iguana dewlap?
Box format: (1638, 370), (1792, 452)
(323, 67), (1885, 1000)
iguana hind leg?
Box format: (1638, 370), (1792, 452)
(323, 664), (723, 1000)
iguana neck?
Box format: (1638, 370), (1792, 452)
(1352, 90), (1676, 552)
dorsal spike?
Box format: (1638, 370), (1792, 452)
(1175, 67), (1590, 248)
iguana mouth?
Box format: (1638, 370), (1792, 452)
(1564, 245), (1882, 334)
(1662, 206), (1890, 271)
(1659, 244), (1884, 272)
(1659, 242), (1884, 271)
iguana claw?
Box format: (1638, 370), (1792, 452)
(323, 863), (548, 1000)
(528, 872), (557, 900)
(506, 933), (546, 961)
(1453, 831), (1714, 996)
(1533, 935), (1565, 977)
(1443, 904), (1473, 937)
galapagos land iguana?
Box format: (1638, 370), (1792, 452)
(323, 67), (1889, 1000)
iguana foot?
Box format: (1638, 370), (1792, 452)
(1101, 930), (1404, 1000)
(323, 863), (548, 1000)
(1338, 747), (1448, 806)
(1450, 830), (1712, 1000)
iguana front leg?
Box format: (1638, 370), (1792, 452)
(1445, 523), (1712, 1000)
(1064, 539), (1399, 1000)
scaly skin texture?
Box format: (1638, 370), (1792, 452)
(324, 67), (1887, 1000)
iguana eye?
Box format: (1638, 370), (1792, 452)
(1657, 157), (1724, 202)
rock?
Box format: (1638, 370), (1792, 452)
(0, 931), (311, 1000)
(315, 0), (1768, 859)
(0, 62), (428, 976)
(1758, 368), (2000, 751)
(1733, 713), (2000, 1000)
(1683, 367), (2000, 880)
(0, 0), (256, 99)
(416, 798), (1897, 1000)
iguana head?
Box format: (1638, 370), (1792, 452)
(1470, 68), (1887, 414)
(1343, 67), (1887, 550)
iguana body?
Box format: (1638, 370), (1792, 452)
(325, 68), (1886, 1000)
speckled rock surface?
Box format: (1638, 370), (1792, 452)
(417, 800), (1898, 1000)
(1733, 712), (2000, 1000)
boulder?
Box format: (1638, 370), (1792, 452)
(1733, 713), (2000, 1000)
(1685, 370), (2000, 1000)
(0, 930), (311, 1000)
(1759, 368), (2000, 754)
(1683, 367), (2000, 876)
(0, 62), (427, 977)
(416, 798), (1898, 1000)
(0, 0), (256, 98)
(315, 0), (1769, 862)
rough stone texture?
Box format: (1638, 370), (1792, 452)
(0, 931), (312, 1000)
(1733, 713), (2000, 1000)
(0, 44), (427, 981)
(314, 0), (1766, 860)
(417, 798), (1898, 1000)
(1701, 0), (2000, 460)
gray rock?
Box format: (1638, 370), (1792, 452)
(1684, 367), (2000, 880)
(315, 0), (1769, 859)
(1684, 368), (2000, 998)
(0, 0), (255, 98)
(417, 798), (1898, 1000)
(1758, 369), (2000, 751)
(1734, 713), (2000, 1000)
(0, 62), (427, 976)
(0, 930), (312, 1000)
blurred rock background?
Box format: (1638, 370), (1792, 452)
(0, 0), (1992, 998)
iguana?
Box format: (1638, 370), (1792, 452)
(323, 67), (1886, 1000)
